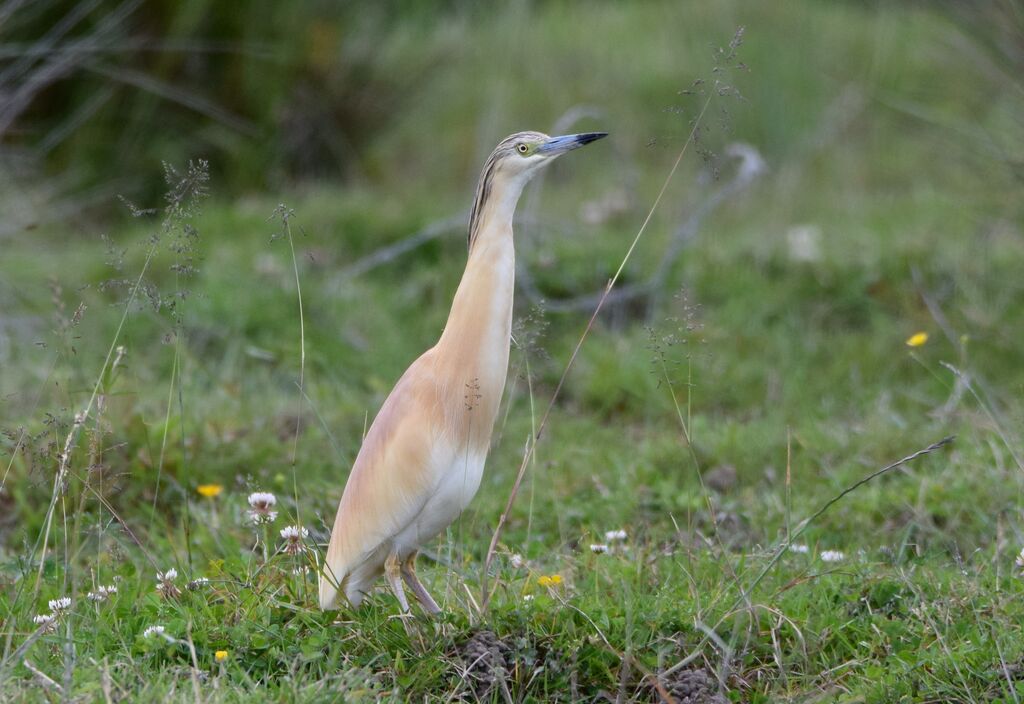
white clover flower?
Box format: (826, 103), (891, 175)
(589, 544), (609, 554)
(523, 594), (534, 602)
(509, 554), (525, 569)
(86, 585), (114, 601)
(156, 568), (181, 599)
(604, 529), (628, 542)
(248, 492), (277, 508)
(187, 577), (210, 591)
(820, 550), (845, 563)
(142, 625), (166, 638)
(48, 597), (71, 613)
(279, 525), (308, 555)
(789, 543), (810, 554)
(247, 492), (278, 524)
(88, 584), (118, 602)
(32, 614), (56, 630)
(280, 525), (308, 540)
(1015, 547), (1024, 574)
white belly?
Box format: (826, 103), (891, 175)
(393, 447), (486, 554)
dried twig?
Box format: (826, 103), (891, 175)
(332, 213), (467, 282)
(23, 659), (63, 694)
(83, 59), (256, 135)
(517, 142), (765, 313)
(328, 103), (764, 319)
(335, 142), (763, 318)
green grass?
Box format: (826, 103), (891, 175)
(2, 1), (1024, 701)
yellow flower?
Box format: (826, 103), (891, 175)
(538, 574), (562, 587)
(196, 484), (223, 499)
(215, 650), (228, 662)
(905, 332), (928, 348)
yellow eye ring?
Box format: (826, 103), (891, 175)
(516, 143), (529, 154)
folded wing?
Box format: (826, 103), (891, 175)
(319, 351), (443, 609)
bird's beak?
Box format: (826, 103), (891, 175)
(537, 132), (608, 156)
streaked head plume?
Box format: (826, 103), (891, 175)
(467, 130), (607, 250)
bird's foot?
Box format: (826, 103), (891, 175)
(401, 552), (442, 615)
(384, 552), (412, 613)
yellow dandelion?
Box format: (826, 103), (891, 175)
(549, 574), (562, 585)
(215, 650), (228, 662)
(197, 484), (223, 499)
(538, 575), (552, 587)
(905, 332), (928, 348)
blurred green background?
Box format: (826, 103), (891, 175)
(4, 1), (1020, 212)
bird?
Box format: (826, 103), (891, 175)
(319, 129), (607, 613)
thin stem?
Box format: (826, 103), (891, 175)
(32, 240), (158, 600)
(283, 215), (306, 468)
(785, 427), (792, 544)
(148, 330), (177, 536)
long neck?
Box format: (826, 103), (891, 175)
(435, 175), (523, 439)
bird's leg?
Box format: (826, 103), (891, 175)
(401, 551), (442, 615)
(384, 552), (411, 613)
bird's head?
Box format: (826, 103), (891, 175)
(489, 130), (608, 180)
(468, 130), (607, 249)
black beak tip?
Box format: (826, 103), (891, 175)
(578, 132), (608, 145)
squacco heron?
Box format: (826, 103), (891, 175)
(319, 130), (607, 613)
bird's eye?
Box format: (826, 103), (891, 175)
(516, 143), (529, 154)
